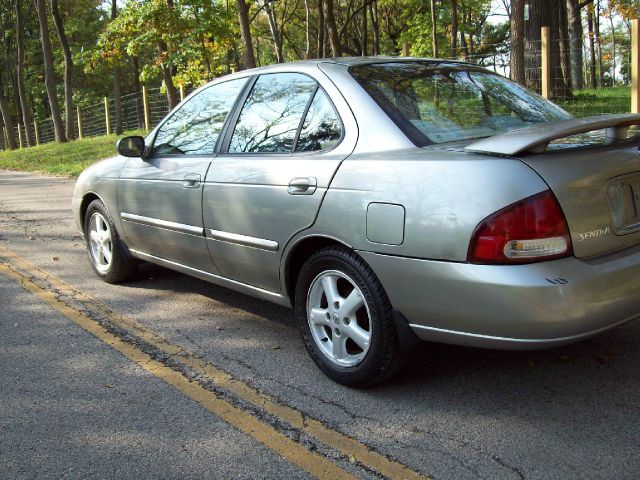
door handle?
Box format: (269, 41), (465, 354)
(288, 177), (317, 195)
(183, 174), (201, 188)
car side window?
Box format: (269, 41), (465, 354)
(153, 78), (247, 155)
(229, 73), (317, 153)
(294, 89), (342, 152)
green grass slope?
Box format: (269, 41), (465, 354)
(0, 131), (143, 177)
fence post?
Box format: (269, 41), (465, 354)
(34, 121), (40, 146)
(17, 124), (23, 148)
(104, 97), (112, 135)
(632, 19), (640, 113)
(179, 84), (186, 102)
(142, 86), (150, 131)
(77, 106), (84, 139)
(402, 43), (410, 57)
(541, 26), (551, 99)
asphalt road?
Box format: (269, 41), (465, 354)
(0, 169), (639, 479)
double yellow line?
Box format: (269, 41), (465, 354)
(0, 246), (429, 480)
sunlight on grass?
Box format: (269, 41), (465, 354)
(0, 130), (145, 177)
(557, 87), (631, 117)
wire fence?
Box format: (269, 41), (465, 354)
(0, 86), (182, 152)
(1, 28), (636, 151)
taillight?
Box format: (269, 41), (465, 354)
(467, 190), (572, 264)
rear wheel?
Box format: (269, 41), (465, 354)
(84, 199), (137, 283)
(295, 246), (403, 387)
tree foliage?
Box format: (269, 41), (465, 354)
(0, 0), (631, 147)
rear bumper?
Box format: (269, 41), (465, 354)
(358, 247), (640, 350)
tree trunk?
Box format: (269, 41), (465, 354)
(430, 0), (438, 57)
(51, 0), (75, 140)
(587, 3), (597, 87)
(158, 43), (179, 109)
(370, 1), (380, 55)
(450, 0), (458, 58)
(556, 0), (572, 98)
(317, 0), (325, 58)
(265, 3), (284, 63)
(36, 0), (66, 143)
(236, 0), (256, 69)
(15, 0), (35, 146)
(324, 0), (341, 57)
(510, 0), (526, 85)
(361, 1), (368, 56)
(304, 0), (311, 58)
(0, 76), (17, 150)
(566, 0), (584, 89)
(524, 0), (545, 92)
(111, 0), (123, 134)
(595, 0), (603, 87)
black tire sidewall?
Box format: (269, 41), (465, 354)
(295, 247), (398, 387)
(83, 199), (135, 283)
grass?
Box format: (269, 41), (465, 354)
(556, 86), (631, 117)
(0, 130), (145, 177)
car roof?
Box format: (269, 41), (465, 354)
(234, 56), (477, 75)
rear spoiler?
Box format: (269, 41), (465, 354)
(465, 114), (640, 156)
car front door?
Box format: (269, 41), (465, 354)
(117, 77), (248, 271)
(203, 71), (357, 292)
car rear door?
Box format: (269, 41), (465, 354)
(117, 78), (248, 271)
(203, 71), (357, 292)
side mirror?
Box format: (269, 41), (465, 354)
(117, 136), (147, 158)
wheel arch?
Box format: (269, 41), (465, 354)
(284, 235), (353, 305)
(79, 192), (103, 232)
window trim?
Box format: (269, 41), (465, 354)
(220, 71), (345, 156)
(147, 76), (252, 158)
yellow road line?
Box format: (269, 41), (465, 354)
(0, 260), (356, 480)
(0, 245), (429, 480)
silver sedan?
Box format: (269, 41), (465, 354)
(72, 58), (640, 386)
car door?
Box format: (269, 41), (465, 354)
(203, 71), (356, 292)
(117, 77), (248, 270)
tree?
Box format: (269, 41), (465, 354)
(429, 0), (438, 57)
(0, 74), (16, 150)
(324, 0), (341, 56)
(236, 0), (256, 68)
(566, 0), (584, 89)
(524, 0), (571, 99)
(15, 0), (34, 146)
(51, 0), (75, 140)
(510, 0), (525, 85)
(110, 0), (122, 134)
(36, 0), (66, 143)
(450, 0), (458, 57)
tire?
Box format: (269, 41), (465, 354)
(295, 246), (404, 387)
(84, 199), (138, 283)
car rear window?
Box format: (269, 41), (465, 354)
(350, 62), (572, 146)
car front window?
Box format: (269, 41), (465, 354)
(152, 77), (248, 155)
(350, 62), (572, 146)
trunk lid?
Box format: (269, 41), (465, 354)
(465, 115), (640, 258)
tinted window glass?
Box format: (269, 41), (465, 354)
(350, 62), (572, 145)
(295, 89), (341, 152)
(229, 73), (316, 153)
(153, 78), (247, 155)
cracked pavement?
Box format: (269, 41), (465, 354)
(1, 170), (639, 479)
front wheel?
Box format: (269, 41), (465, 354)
(295, 246), (404, 387)
(84, 199), (137, 283)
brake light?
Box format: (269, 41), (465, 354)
(467, 190), (572, 264)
